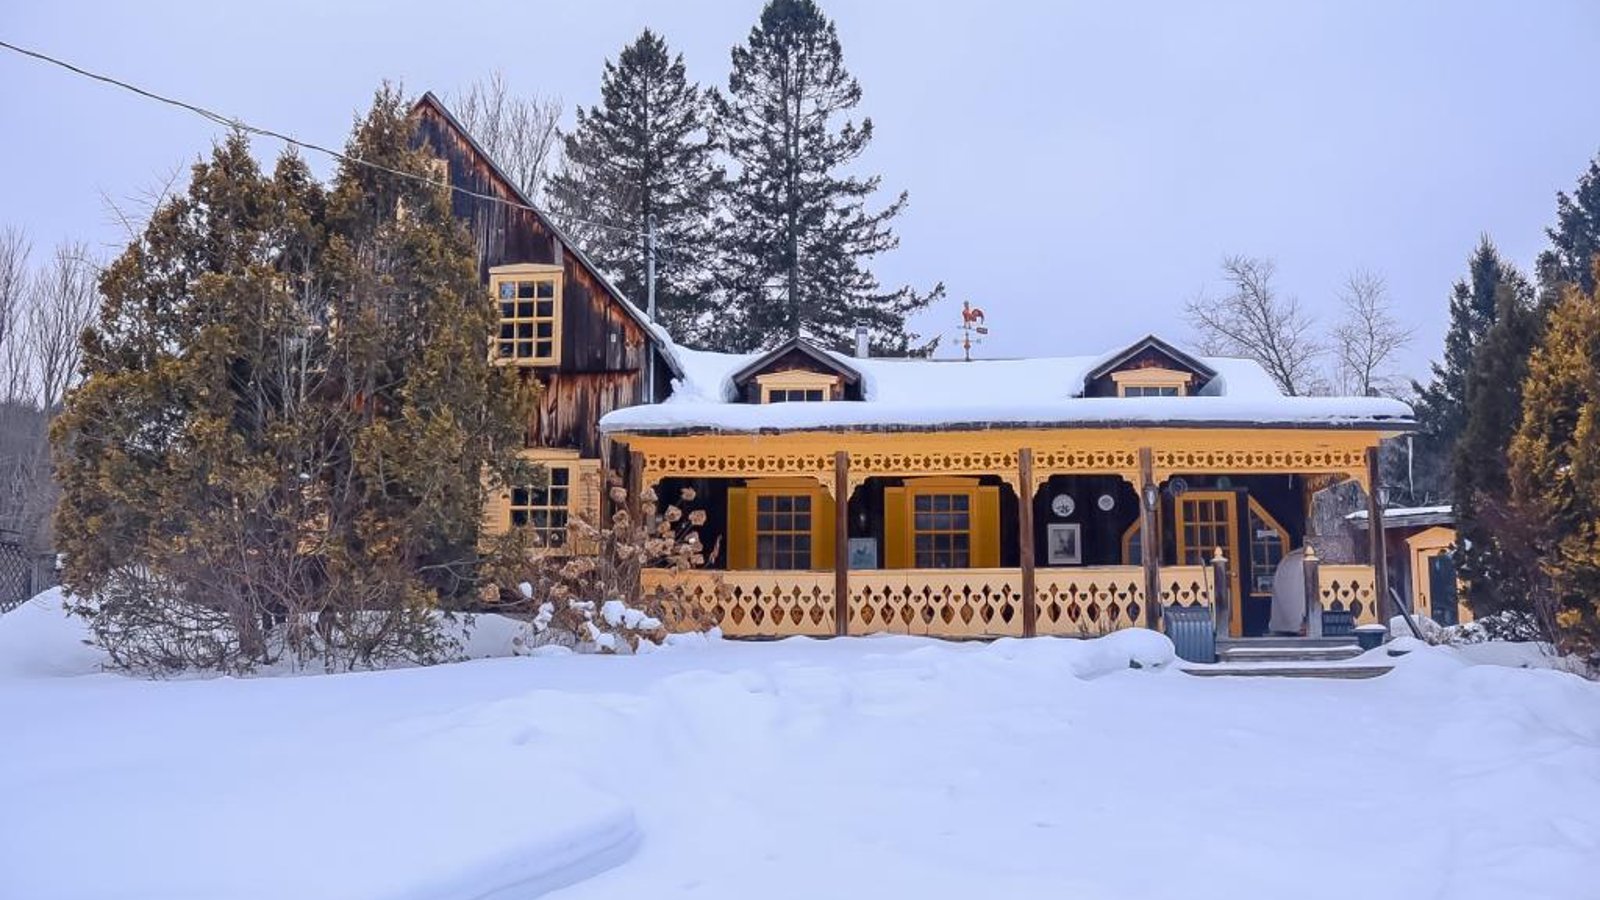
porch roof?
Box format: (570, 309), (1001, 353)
(600, 337), (1414, 436)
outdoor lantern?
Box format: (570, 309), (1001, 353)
(1378, 483), (1393, 508)
(1143, 483), (1159, 511)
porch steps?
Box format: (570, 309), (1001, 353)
(1181, 664), (1393, 679)
(1214, 637), (1363, 665)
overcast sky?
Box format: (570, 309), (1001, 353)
(5, 1), (1599, 381)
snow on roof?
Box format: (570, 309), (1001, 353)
(602, 339), (1415, 435)
(1347, 505), (1455, 528)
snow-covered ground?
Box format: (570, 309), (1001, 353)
(3, 590), (1598, 900)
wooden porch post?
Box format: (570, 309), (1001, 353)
(1139, 448), (1161, 629)
(1366, 446), (1389, 629)
(627, 450), (646, 522)
(1018, 448), (1038, 637)
(1303, 544), (1323, 638)
(1209, 548), (1231, 638)
(834, 451), (850, 637)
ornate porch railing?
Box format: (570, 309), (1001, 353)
(848, 569), (1024, 638)
(641, 564), (1236, 640)
(1035, 566), (1146, 635)
(1317, 564), (1379, 626)
(1158, 565), (1213, 609)
(642, 569), (835, 638)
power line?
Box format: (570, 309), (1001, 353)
(0, 38), (650, 241)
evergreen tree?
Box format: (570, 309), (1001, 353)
(53, 88), (535, 672)
(546, 30), (722, 341)
(713, 0), (942, 352)
(1405, 237), (1531, 503)
(1537, 151), (1600, 296)
(1508, 272), (1600, 658)
(1452, 280), (1542, 619)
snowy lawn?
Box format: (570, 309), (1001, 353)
(3, 591), (1599, 900)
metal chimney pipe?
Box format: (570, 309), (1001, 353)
(855, 324), (869, 358)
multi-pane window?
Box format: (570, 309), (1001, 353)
(1178, 496), (1235, 565)
(1122, 385), (1180, 397)
(511, 466), (571, 548)
(755, 494), (812, 569)
(913, 493), (971, 568)
(495, 276), (558, 364)
(1248, 501), (1287, 595)
(766, 388), (825, 403)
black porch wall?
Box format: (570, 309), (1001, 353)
(1032, 475), (1141, 567)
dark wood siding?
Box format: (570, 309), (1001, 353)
(411, 99), (654, 456)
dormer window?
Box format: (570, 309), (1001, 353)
(1112, 367), (1192, 398)
(757, 370), (838, 403)
(489, 263), (562, 367)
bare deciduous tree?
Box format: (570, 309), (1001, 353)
(1187, 255), (1326, 396)
(452, 71), (564, 200)
(1333, 271), (1415, 397)
(0, 227), (33, 404)
(30, 241), (100, 410)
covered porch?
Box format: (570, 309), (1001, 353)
(622, 427), (1387, 640)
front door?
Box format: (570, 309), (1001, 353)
(1176, 491), (1244, 636)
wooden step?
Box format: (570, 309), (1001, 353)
(1181, 664), (1393, 679)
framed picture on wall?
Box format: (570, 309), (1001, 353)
(848, 537), (878, 570)
(1046, 523), (1082, 565)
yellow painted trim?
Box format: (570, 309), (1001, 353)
(489, 263), (563, 368)
(1121, 520), (1142, 565)
(1406, 525), (1458, 622)
(726, 478), (835, 571)
(884, 477), (999, 569)
(615, 427), (1383, 492)
(1175, 490), (1244, 636)
(1244, 497), (1289, 599)
(756, 370), (839, 403)
(1112, 367), (1192, 396)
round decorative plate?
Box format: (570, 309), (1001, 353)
(1050, 494), (1076, 517)
(1097, 493), (1115, 512)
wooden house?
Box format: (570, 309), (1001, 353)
(410, 93), (681, 546)
(411, 93), (1417, 642)
(600, 335), (1415, 640)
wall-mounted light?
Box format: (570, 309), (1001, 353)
(1143, 483), (1159, 511)
(1377, 483), (1393, 508)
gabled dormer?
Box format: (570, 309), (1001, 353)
(1083, 335), (1218, 398)
(729, 336), (864, 403)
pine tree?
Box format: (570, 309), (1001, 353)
(52, 88), (535, 672)
(713, 0), (942, 353)
(1453, 280), (1542, 619)
(1538, 151), (1600, 296)
(546, 30), (722, 342)
(1406, 237), (1531, 503)
(1507, 272), (1600, 658)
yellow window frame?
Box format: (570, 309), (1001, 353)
(884, 477), (999, 569)
(1122, 520), (1143, 566)
(481, 450), (601, 553)
(1112, 367), (1192, 397)
(756, 369), (839, 403)
(1245, 497), (1289, 598)
(490, 263), (563, 367)
(725, 478), (836, 571)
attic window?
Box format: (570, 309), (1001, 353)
(1111, 367), (1192, 398)
(756, 370), (838, 403)
(489, 263), (562, 367)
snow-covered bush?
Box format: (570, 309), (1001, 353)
(487, 479), (718, 653)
